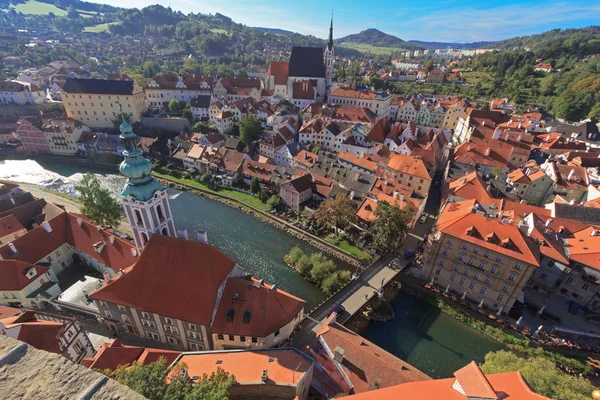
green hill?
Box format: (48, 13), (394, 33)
(337, 28), (422, 51)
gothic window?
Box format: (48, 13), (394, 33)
(157, 204), (164, 221)
(135, 210), (143, 226)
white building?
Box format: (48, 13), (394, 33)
(145, 73), (212, 109)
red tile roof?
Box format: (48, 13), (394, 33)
(330, 88), (379, 100)
(292, 80), (315, 100)
(1, 311), (62, 354)
(83, 339), (180, 371)
(0, 305), (22, 319)
(338, 152), (378, 172)
(91, 235), (237, 326)
(211, 277), (305, 338)
(0, 260), (49, 291)
(267, 61), (289, 86)
(454, 361), (497, 398)
(384, 153), (432, 181)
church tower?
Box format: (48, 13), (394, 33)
(118, 107), (177, 248)
(325, 13), (335, 92)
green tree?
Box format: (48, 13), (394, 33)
(75, 173), (122, 227)
(168, 98), (183, 113)
(424, 60), (434, 72)
(315, 193), (357, 232)
(182, 108), (193, 123)
(481, 351), (594, 400)
(285, 246), (305, 265)
(200, 173), (212, 186)
(258, 190), (269, 203)
(239, 115), (262, 144)
(310, 255), (336, 283)
(267, 194), (282, 211)
(322, 270), (351, 295)
(250, 177), (260, 194)
(296, 254), (313, 275)
(371, 201), (414, 251)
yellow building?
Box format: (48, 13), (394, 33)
(422, 199), (540, 312)
(62, 78), (145, 129)
(41, 118), (90, 156)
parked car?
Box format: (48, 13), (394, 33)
(419, 215), (428, 224)
(403, 249), (416, 260)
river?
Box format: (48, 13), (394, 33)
(0, 159), (505, 378)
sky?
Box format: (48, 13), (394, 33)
(91, 0), (600, 43)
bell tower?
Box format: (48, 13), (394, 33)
(117, 107), (177, 248)
(325, 12), (335, 92)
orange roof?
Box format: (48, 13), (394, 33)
(357, 198), (378, 222)
(91, 235), (237, 326)
(329, 105), (377, 124)
(243, 159), (276, 181)
(0, 214), (25, 238)
(343, 369), (548, 400)
(186, 144), (206, 160)
(267, 61), (289, 86)
(0, 260), (49, 291)
(1, 311), (62, 354)
(444, 172), (497, 205)
(292, 80), (315, 100)
(173, 348), (313, 386)
(211, 277), (305, 338)
(330, 87), (379, 100)
(507, 169), (530, 184)
(366, 117), (391, 143)
(0, 305), (21, 319)
(294, 150), (317, 168)
(568, 227), (600, 270)
(384, 153), (432, 181)
(454, 361), (497, 398)
(370, 178), (413, 199)
(338, 151), (378, 172)
(82, 338), (180, 371)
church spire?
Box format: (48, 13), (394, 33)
(328, 11), (334, 51)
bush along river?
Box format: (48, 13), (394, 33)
(0, 159), (507, 378)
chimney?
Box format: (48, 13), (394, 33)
(131, 248), (138, 257)
(261, 370), (268, 382)
(109, 236), (115, 244)
(77, 218), (83, 226)
(591, 230), (599, 237)
(96, 225), (102, 232)
(103, 272), (112, 283)
(545, 219), (552, 229)
(42, 221), (53, 233)
(492, 129), (501, 140)
(568, 169), (575, 181)
(50, 120), (55, 128)
(504, 132), (510, 141)
(334, 346), (345, 363)
(8, 243), (17, 254)
(196, 230), (209, 244)
(485, 147), (491, 156)
(517, 135), (522, 142)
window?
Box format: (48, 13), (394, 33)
(473, 247), (479, 254)
(228, 335), (235, 341)
(464, 267), (471, 276)
(450, 274), (456, 281)
(188, 324), (197, 331)
(566, 277), (574, 283)
(474, 272), (481, 280)
(497, 294), (504, 301)
(146, 331), (159, 340)
(104, 310), (112, 319)
(540, 273), (547, 280)
(117, 305), (126, 311)
(469, 281), (476, 289)
(485, 276), (493, 284)
(164, 326), (178, 334)
(479, 261), (487, 270)
(252, 337), (258, 343)
(165, 318), (173, 325)
(468, 256), (476, 265)
(435, 268), (441, 275)
(99, 301), (108, 307)
(439, 258), (445, 266)
(217, 334), (224, 340)
(447, 238), (453, 244)
(484, 251), (490, 258)
(480, 287), (487, 294)
(188, 331), (202, 340)
(459, 278), (465, 285)
(508, 272), (517, 281)
(502, 284), (511, 292)
(190, 343), (203, 351)
(453, 264), (460, 271)
(240, 336), (246, 342)
(141, 312), (150, 319)
(142, 320), (156, 329)
(443, 247), (449, 255)
(496, 255), (504, 262)
(167, 337), (179, 345)
(458, 253), (465, 261)
(582, 284), (590, 290)
(491, 265), (499, 274)
(274, 329), (280, 337)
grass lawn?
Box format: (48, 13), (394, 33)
(14, 0), (67, 15)
(325, 236), (372, 261)
(152, 172), (270, 211)
(339, 42), (405, 55)
(84, 22), (119, 33)
(462, 71), (493, 88)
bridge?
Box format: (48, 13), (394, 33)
(291, 252), (412, 349)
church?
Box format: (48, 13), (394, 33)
(264, 17), (335, 101)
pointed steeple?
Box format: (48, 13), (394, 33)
(328, 11), (334, 51)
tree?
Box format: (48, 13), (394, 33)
(105, 357), (235, 400)
(258, 190), (269, 203)
(182, 108), (193, 123)
(250, 177), (260, 194)
(481, 351), (594, 400)
(285, 246), (305, 265)
(75, 173), (122, 227)
(371, 201), (414, 251)
(424, 60), (434, 72)
(315, 194), (357, 232)
(239, 115), (262, 144)
(168, 98), (183, 113)
(267, 194), (282, 211)
(296, 254), (313, 275)
(310, 254), (336, 283)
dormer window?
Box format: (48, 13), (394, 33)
(24, 267), (37, 280)
(226, 308), (235, 323)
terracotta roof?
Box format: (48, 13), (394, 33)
(327, 105), (377, 124)
(211, 277), (305, 337)
(242, 159), (276, 181)
(1, 311), (62, 354)
(221, 149), (246, 173)
(312, 174), (336, 198)
(173, 348), (313, 386)
(445, 172), (496, 204)
(338, 152), (378, 172)
(283, 174), (313, 194)
(0, 305), (22, 319)
(0, 260), (49, 291)
(292, 80), (315, 100)
(186, 144), (207, 160)
(370, 178), (413, 199)
(366, 117), (391, 143)
(91, 235), (237, 326)
(294, 150), (317, 168)
(330, 88), (379, 100)
(307, 317), (430, 397)
(83, 339), (180, 371)
(357, 198), (378, 222)
(0, 214), (25, 238)
(384, 154), (432, 181)
(454, 361), (497, 398)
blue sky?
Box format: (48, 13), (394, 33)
(92, 0), (600, 42)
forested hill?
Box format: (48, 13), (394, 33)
(337, 29), (422, 50)
(488, 26), (600, 58)
(408, 40), (496, 50)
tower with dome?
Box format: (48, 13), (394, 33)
(117, 107), (177, 248)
